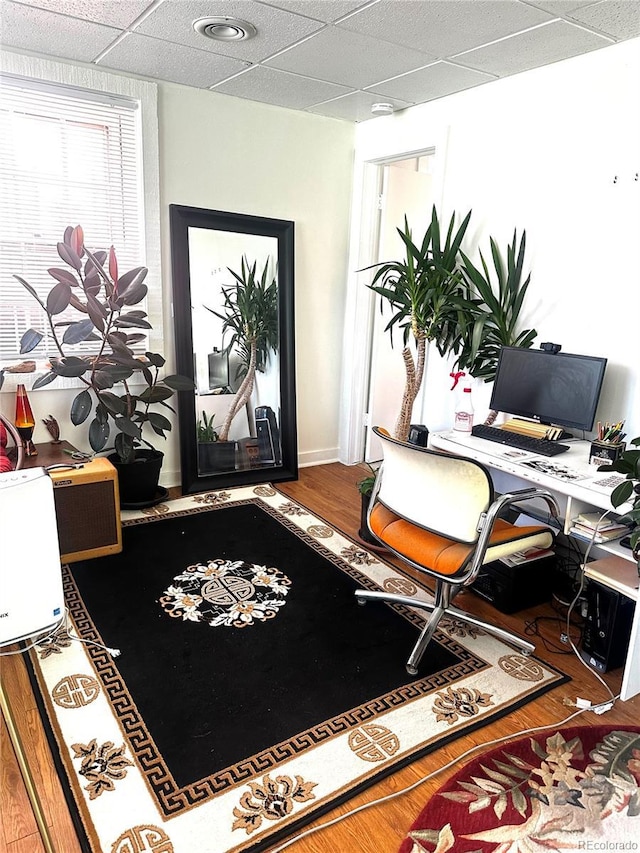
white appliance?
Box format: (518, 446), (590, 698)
(0, 467), (64, 646)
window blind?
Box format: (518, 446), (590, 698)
(0, 74), (145, 364)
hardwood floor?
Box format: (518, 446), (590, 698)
(1, 462), (638, 853)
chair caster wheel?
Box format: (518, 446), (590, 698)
(356, 598), (367, 606)
(406, 664), (418, 676)
(520, 648), (532, 656)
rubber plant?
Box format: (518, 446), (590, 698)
(205, 256), (278, 442)
(365, 205), (472, 442)
(454, 229), (537, 423)
(14, 225), (194, 463)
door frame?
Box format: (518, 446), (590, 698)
(338, 132), (449, 465)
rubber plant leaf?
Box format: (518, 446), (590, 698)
(46, 281), (72, 315)
(88, 417), (109, 451)
(63, 319), (95, 345)
(70, 390), (92, 425)
(32, 371), (57, 390)
(48, 268), (79, 287)
(163, 374), (196, 391)
(50, 356), (90, 378)
(19, 328), (44, 354)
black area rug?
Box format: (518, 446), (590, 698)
(28, 485), (569, 853)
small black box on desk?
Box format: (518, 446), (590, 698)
(470, 551), (556, 614)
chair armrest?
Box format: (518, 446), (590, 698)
(467, 488), (560, 583)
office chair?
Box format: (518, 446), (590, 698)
(356, 427), (560, 675)
(0, 413), (23, 472)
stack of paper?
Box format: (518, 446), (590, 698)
(569, 511), (629, 543)
(501, 546), (555, 567)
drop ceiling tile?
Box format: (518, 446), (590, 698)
(98, 32), (249, 88)
(567, 0), (640, 40)
(10, 0), (151, 28)
(265, 26), (435, 88)
(455, 19), (612, 77)
(135, 0), (324, 62)
(368, 61), (496, 104)
(0, 0), (121, 61)
(257, 0), (371, 23)
(337, 0), (554, 57)
(212, 65), (351, 109)
(306, 90), (413, 122)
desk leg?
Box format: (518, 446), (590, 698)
(0, 677), (56, 853)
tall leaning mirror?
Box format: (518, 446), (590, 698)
(169, 205), (297, 494)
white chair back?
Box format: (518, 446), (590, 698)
(373, 428), (493, 544)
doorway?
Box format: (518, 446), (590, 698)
(365, 153), (436, 463)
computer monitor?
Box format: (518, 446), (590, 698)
(208, 349), (230, 392)
(489, 346), (607, 433)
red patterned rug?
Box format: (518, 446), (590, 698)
(399, 725), (640, 852)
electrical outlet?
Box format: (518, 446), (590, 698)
(560, 632), (569, 644)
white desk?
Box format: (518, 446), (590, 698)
(430, 430), (640, 701)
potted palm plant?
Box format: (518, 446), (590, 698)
(196, 410), (236, 473)
(205, 256), (278, 443)
(14, 225), (194, 505)
(453, 229), (537, 423)
(364, 205), (472, 441)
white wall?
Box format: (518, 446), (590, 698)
(158, 84), (354, 473)
(343, 38), (640, 451)
(0, 66), (355, 483)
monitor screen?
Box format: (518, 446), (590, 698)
(489, 347), (607, 433)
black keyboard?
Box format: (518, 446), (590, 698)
(471, 424), (570, 456)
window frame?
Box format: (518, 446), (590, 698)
(0, 52), (160, 392)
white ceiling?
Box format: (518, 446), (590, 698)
(1, 0), (639, 121)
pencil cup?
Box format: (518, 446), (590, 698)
(589, 440), (625, 467)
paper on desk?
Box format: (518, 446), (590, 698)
(520, 458), (589, 483)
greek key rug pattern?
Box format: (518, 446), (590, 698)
(28, 484), (569, 853)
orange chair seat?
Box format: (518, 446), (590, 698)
(370, 503), (549, 578)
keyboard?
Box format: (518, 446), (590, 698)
(471, 424), (570, 456)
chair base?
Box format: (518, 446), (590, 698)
(355, 588), (534, 676)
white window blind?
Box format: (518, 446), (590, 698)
(0, 74), (145, 364)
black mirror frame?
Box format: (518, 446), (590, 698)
(169, 204), (298, 494)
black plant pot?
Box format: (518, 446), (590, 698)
(358, 491), (380, 546)
(197, 440), (237, 474)
(108, 449), (164, 507)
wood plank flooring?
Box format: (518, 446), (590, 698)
(1, 462), (638, 852)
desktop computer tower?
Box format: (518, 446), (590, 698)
(255, 406), (282, 465)
(470, 554), (555, 614)
(580, 579), (634, 673)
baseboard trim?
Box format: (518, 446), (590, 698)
(298, 448), (339, 468)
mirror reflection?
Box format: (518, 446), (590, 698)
(189, 228), (280, 475)
(170, 206), (297, 494)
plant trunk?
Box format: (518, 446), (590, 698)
(394, 338), (426, 442)
(218, 341), (257, 442)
